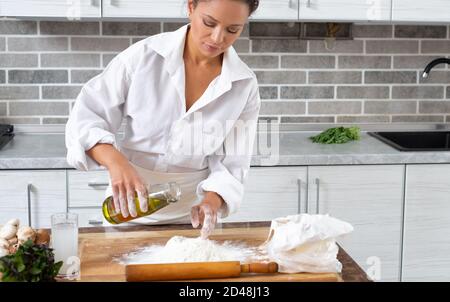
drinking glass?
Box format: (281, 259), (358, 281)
(51, 213), (79, 279)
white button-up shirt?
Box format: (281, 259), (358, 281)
(65, 24), (261, 217)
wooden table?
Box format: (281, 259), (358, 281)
(76, 222), (370, 282)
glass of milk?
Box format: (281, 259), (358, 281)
(51, 213), (79, 280)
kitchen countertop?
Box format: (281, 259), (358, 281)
(1, 130), (450, 169)
(77, 222), (371, 282)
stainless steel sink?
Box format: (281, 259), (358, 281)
(368, 131), (450, 151)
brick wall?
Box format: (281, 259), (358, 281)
(0, 20), (449, 126)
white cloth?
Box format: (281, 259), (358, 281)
(103, 162), (210, 225)
(262, 214), (354, 273)
(65, 24), (261, 218)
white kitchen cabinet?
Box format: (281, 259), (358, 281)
(392, 0), (450, 23)
(67, 170), (109, 228)
(68, 167), (306, 225)
(0, 170), (66, 229)
(103, 0), (187, 19)
(220, 167), (307, 223)
(67, 166), (306, 225)
(0, 0), (101, 18)
(298, 0), (391, 22)
(68, 170), (109, 208)
(251, 0), (299, 21)
(402, 164), (450, 282)
(69, 207), (104, 227)
(308, 165), (404, 281)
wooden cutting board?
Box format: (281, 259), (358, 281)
(78, 226), (341, 282)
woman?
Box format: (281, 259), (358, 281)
(65, 0), (261, 238)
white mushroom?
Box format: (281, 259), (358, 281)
(0, 223), (18, 240)
(0, 247), (9, 257)
(17, 226), (36, 244)
(6, 218), (20, 228)
(0, 238), (9, 250)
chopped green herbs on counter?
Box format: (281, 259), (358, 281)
(310, 126), (361, 144)
(0, 240), (63, 282)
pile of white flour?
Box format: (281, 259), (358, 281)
(119, 236), (258, 264)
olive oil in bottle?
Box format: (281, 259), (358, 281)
(102, 182), (181, 224)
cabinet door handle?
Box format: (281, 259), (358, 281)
(297, 178), (302, 214)
(88, 220), (103, 225)
(90, 0), (97, 6)
(307, 0), (312, 8)
(315, 178), (320, 214)
(27, 183), (33, 227)
(108, 0), (117, 6)
(88, 182), (109, 188)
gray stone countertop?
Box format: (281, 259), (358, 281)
(1, 132), (450, 170)
(253, 131), (450, 166)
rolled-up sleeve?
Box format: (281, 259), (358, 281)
(65, 55), (131, 171)
(196, 82), (261, 218)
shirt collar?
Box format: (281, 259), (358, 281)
(151, 24), (254, 83)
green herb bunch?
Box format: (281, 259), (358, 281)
(0, 239), (63, 282)
(310, 126), (361, 144)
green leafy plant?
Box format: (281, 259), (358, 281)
(0, 239), (63, 282)
(310, 126), (361, 144)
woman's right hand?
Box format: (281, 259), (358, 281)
(107, 156), (149, 218)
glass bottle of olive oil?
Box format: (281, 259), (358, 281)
(102, 182), (181, 224)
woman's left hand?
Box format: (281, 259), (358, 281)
(191, 191), (224, 239)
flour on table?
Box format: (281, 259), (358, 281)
(118, 236), (258, 264)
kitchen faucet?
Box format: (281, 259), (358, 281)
(422, 57), (450, 78)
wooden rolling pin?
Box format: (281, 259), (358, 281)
(126, 261), (279, 281)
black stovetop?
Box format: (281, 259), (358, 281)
(0, 124), (14, 150)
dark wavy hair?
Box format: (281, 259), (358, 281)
(192, 0), (260, 16)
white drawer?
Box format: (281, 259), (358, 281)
(68, 170), (110, 208)
(68, 207), (104, 228)
(219, 167), (304, 223)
